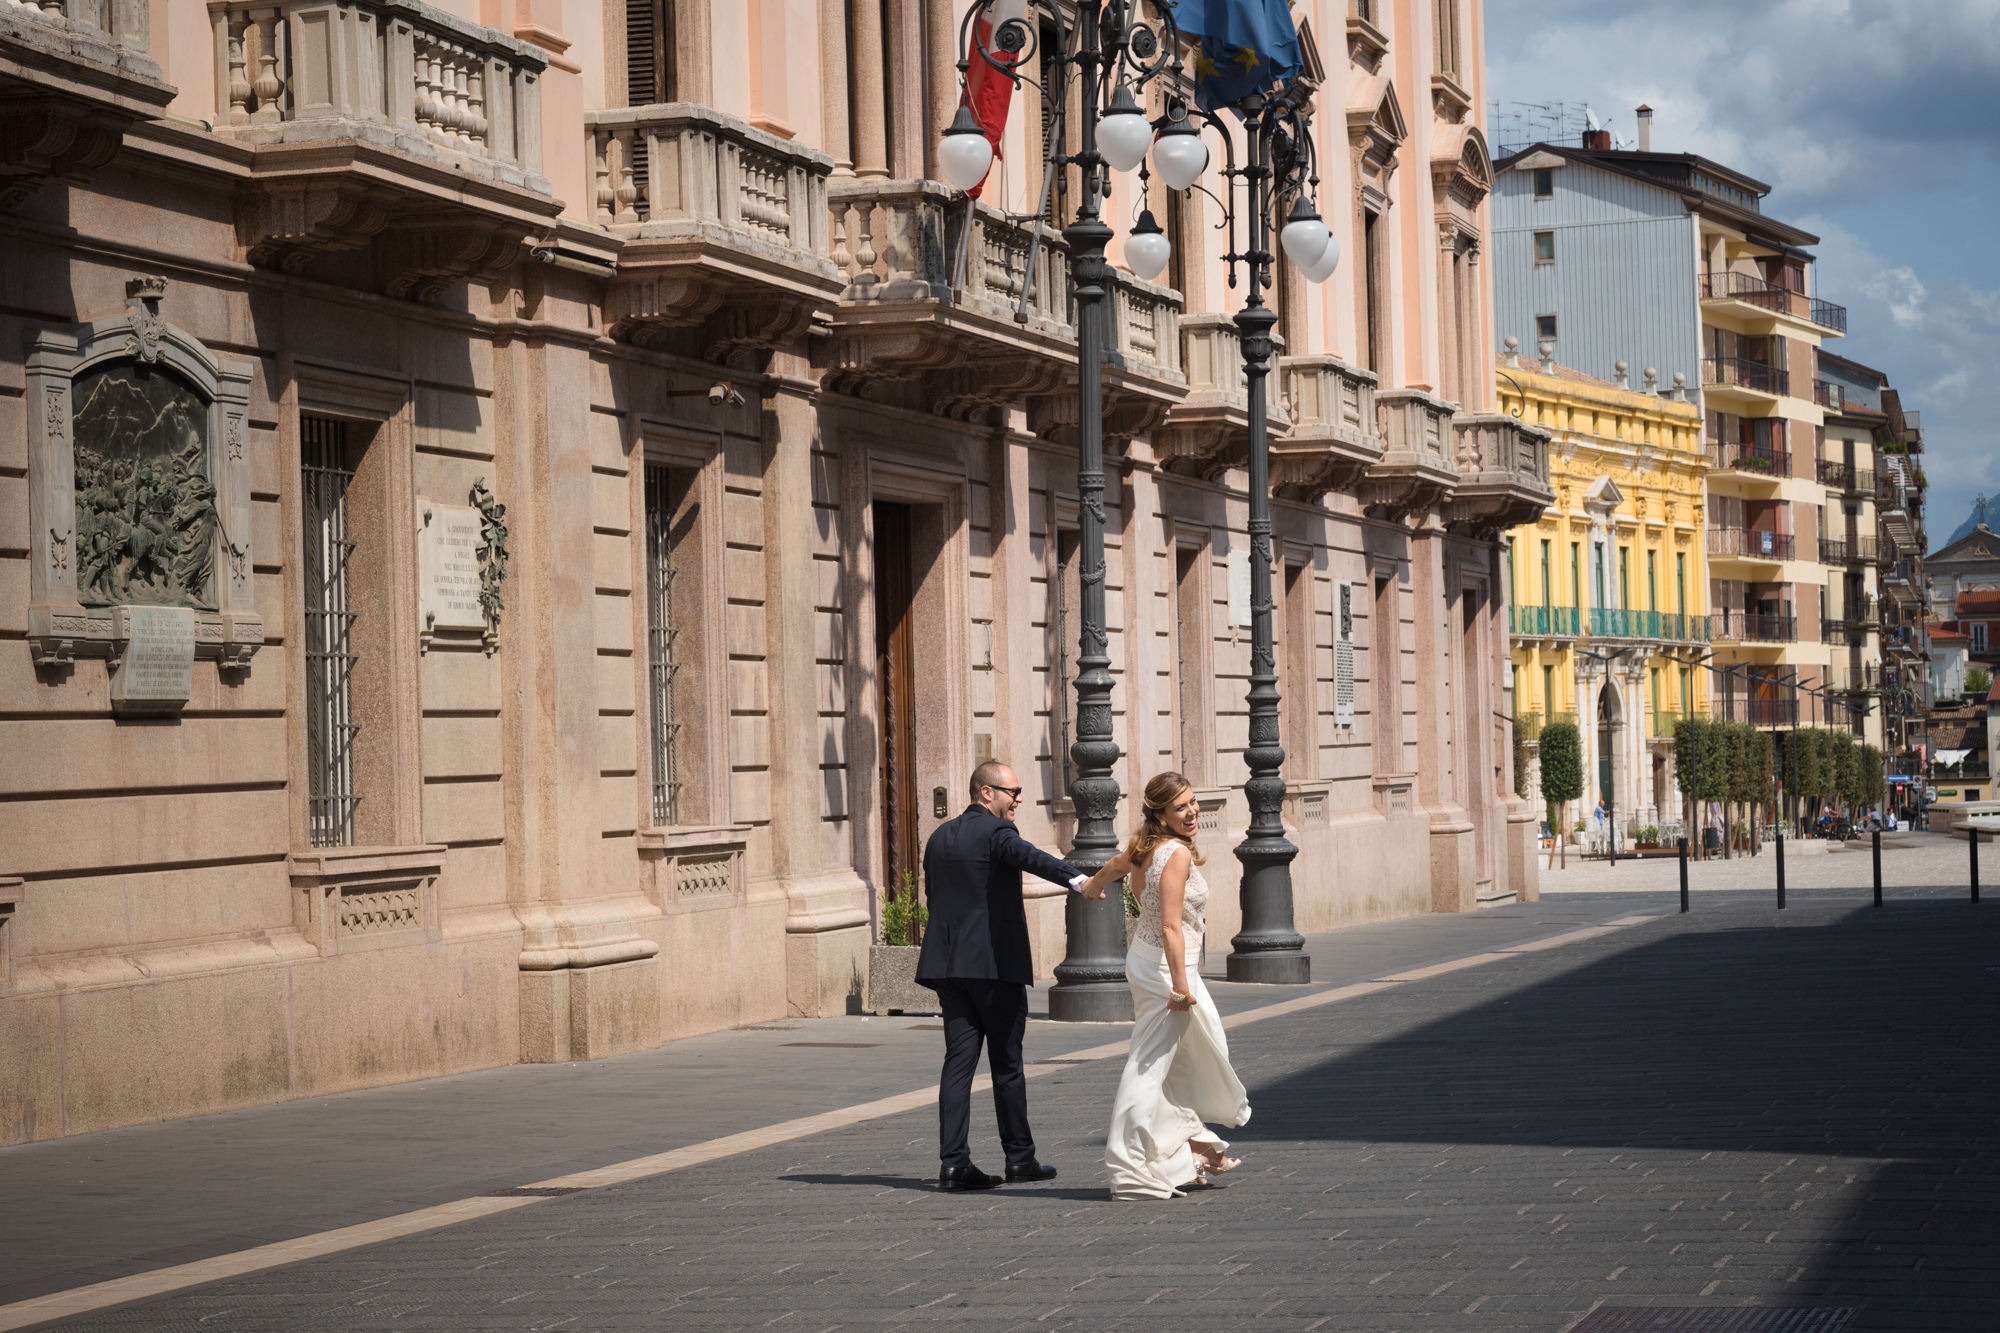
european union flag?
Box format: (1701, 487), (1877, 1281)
(1168, 0), (1302, 114)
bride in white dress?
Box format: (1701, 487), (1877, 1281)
(1085, 772), (1251, 1200)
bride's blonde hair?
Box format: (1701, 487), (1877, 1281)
(1124, 771), (1205, 868)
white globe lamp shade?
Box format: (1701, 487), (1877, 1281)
(1097, 85), (1153, 173)
(1152, 120), (1208, 191)
(938, 105), (995, 192)
(1279, 199), (1332, 267)
(1301, 236), (1341, 283)
(1125, 210), (1171, 282)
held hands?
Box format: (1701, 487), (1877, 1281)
(1078, 850), (1134, 900)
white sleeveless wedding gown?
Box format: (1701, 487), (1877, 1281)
(1103, 841), (1252, 1200)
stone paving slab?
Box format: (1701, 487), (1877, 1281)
(29, 884), (2000, 1332)
(0, 894), (1642, 1307)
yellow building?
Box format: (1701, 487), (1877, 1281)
(1501, 350), (1710, 841)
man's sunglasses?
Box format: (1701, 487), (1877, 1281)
(986, 785), (1024, 799)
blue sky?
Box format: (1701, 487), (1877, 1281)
(1485, 0), (2000, 548)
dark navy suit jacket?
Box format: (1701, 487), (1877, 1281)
(915, 805), (1080, 987)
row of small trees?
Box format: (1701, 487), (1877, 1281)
(1530, 715), (1886, 863)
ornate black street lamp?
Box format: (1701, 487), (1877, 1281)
(943, 1), (1197, 1022)
(943, 3), (1336, 1006)
(1188, 85), (1338, 984)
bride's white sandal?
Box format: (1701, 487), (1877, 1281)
(1193, 1152), (1242, 1183)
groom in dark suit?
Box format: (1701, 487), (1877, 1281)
(916, 760), (1092, 1191)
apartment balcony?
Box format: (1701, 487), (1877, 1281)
(1, 0), (176, 208)
(1442, 413), (1555, 535)
(1700, 271), (1847, 335)
(589, 104), (840, 359)
(1357, 388), (1458, 520)
(1584, 608), (1713, 644)
(824, 179), (1183, 430)
(1817, 535), (1879, 565)
(1510, 605), (1580, 638)
(1702, 356), (1789, 401)
(208, 0), (561, 297)
(1268, 354), (1381, 501)
(1156, 314), (1287, 475)
(1708, 441), (1790, 485)
(1821, 618), (1877, 646)
(1710, 610), (1797, 643)
(1709, 527), (1793, 562)
(1815, 458), (1874, 496)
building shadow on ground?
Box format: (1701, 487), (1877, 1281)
(1228, 902), (1999, 1329)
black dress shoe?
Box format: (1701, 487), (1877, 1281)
(1004, 1161), (1059, 1183)
(938, 1164), (1000, 1191)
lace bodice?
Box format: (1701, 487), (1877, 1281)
(1134, 840), (1208, 950)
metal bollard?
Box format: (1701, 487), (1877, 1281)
(1775, 831), (1786, 910)
(1873, 829), (1882, 908)
(1678, 836), (1689, 914)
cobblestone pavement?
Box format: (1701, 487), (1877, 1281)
(22, 862), (1998, 1332)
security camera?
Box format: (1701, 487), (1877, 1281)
(708, 382), (745, 407)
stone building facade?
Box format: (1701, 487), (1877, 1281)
(0, 0), (1548, 1143)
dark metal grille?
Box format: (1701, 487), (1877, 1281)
(1055, 529), (1079, 795)
(1570, 1308), (1851, 1333)
(302, 416), (359, 847)
(644, 465), (684, 827)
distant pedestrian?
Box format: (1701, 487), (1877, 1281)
(916, 760), (1106, 1192)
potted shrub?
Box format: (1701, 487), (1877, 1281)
(868, 870), (937, 1015)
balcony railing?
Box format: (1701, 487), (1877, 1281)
(1709, 442), (1789, 477)
(1814, 458), (1875, 495)
(1702, 356), (1790, 397)
(211, 0), (549, 186)
(1710, 611), (1797, 643)
(1812, 378), (1842, 409)
(1510, 605), (1580, 638)
(1700, 271), (1848, 334)
(1819, 536), (1878, 564)
(1709, 527), (1793, 561)
(1822, 618), (1879, 646)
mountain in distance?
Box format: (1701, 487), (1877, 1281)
(1936, 497), (1994, 554)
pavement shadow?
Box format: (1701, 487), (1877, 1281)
(781, 1173), (1109, 1202)
(1228, 901), (2000, 1328)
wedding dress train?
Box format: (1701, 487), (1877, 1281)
(1104, 841), (1251, 1200)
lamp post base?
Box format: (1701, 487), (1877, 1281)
(1047, 980), (1135, 1023)
(1224, 950), (1311, 984)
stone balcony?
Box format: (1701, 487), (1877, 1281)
(1, 0), (176, 209)
(1443, 412), (1554, 535)
(1357, 388), (1457, 519)
(824, 178), (1183, 430)
(1155, 314), (1291, 477)
(1270, 355), (1381, 501)
(589, 103), (841, 361)
(204, 0), (561, 297)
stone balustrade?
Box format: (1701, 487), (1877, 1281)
(1155, 313), (1289, 476)
(4, 0), (148, 49)
(207, 0), (547, 191)
(1443, 412), (1555, 534)
(1270, 354), (1380, 500)
(588, 104), (840, 357)
(1358, 388), (1457, 519)
(830, 178), (1072, 337)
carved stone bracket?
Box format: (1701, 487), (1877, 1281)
(0, 0), (175, 211)
(236, 180), (400, 272)
(471, 476), (508, 654)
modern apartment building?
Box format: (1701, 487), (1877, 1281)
(1499, 350), (1709, 840)
(1492, 131), (1864, 748)
(0, 1), (1549, 1141)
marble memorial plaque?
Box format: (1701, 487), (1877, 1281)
(420, 500), (486, 632)
(111, 604), (196, 710)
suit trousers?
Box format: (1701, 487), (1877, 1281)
(933, 977), (1035, 1170)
